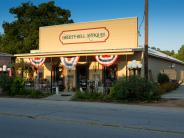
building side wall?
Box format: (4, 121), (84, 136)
(148, 56), (184, 82)
(0, 56), (12, 66)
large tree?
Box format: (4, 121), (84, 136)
(160, 50), (175, 57)
(0, 1), (73, 54)
(175, 45), (184, 61)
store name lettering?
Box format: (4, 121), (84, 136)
(62, 32), (106, 40)
(59, 27), (109, 45)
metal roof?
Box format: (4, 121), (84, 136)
(148, 48), (184, 65)
(132, 47), (184, 65)
(0, 52), (13, 57)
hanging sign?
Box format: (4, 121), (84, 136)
(95, 55), (118, 67)
(60, 56), (80, 69)
(29, 57), (45, 68)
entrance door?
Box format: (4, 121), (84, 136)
(76, 64), (89, 89)
(103, 64), (117, 87)
(53, 66), (64, 91)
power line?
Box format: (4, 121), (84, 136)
(138, 11), (145, 36)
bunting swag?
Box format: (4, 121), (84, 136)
(29, 57), (45, 68)
(95, 55), (118, 67)
(60, 56), (80, 69)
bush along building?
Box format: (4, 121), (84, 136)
(14, 17), (184, 92)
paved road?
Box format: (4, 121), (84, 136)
(0, 98), (184, 138)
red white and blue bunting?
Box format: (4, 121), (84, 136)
(95, 55), (118, 67)
(29, 57), (45, 68)
(60, 56), (80, 69)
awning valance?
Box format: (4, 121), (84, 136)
(95, 55), (118, 67)
(60, 56), (79, 69)
(29, 57), (45, 68)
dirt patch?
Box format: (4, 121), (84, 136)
(140, 99), (184, 108)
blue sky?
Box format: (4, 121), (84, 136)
(0, 0), (184, 52)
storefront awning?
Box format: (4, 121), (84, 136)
(15, 48), (135, 58)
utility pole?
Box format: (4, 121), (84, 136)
(144, 0), (149, 80)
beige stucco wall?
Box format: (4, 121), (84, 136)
(43, 62), (52, 81)
(64, 68), (76, 90)
(148, 56), (184, 82)
(89, 61), (103, 81)
(39, 17), (138, 53)
(117, 52), (143, 78)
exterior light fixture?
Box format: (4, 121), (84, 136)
(169, 63), (175, 69)
(127, 60), (142, 76)
(2, 65), (7, 72)
(127, 60), (142, 69)
(59, 67), (62, 72)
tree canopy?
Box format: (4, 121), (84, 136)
(0, 1), (73, 54)
(174, 45), (184, 61)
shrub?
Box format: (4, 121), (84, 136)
(29, 90), (43, 98)
(0, 74), (50, 98)
(10, 77), (25, 96)
(159, 82), (179, 93)
(72, 90), (104, 101)
(157, 73), (169, 84)
(0, 74), (14, 94)
(110, 76), (160, 101)
(73, 76), (161, 102)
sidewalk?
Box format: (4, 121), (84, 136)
(42, 85), (184, 108)
(43, 92), (74, 101)
(162, 84), (184, 100)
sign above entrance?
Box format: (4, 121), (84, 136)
(39, 17), (138, 53)
(59, 27), (109, 45)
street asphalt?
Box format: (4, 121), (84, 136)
(0, 98), (184, 138)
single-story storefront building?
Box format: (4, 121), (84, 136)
(14, 17), (184, 91)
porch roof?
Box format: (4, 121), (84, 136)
(14, 48), (136, 58)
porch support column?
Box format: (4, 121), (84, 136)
(126, 54), (128, 80)
(50, 57), (53, 94)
